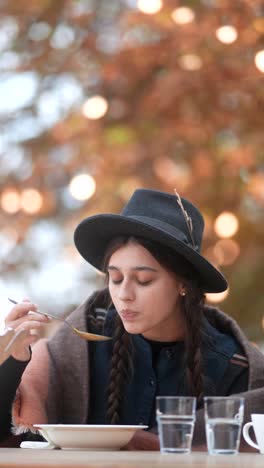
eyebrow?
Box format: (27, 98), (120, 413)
(107, 266), (158, 272)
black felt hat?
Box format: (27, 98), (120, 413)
(74, 189), (227, 293)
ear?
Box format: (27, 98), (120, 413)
(178, 281), (187, 297)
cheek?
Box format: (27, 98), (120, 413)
(108, 284), (117, 302)
(148, 284), (180, 310)
(139, 286), (169, 314)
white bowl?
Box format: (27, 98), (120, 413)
(34, 424), (148, 450)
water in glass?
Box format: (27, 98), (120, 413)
(158, 415), (195, 453)
(206, 417), (242, 455)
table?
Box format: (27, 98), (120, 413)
(0, 449), (263, 468)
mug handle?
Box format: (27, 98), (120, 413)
(243, 422), (259, 450)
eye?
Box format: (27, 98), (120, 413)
(109, 275), (123, 285)
(111, 279), (122, 285)
(137, 279), (153, 286)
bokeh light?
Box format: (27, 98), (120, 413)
(137, 0), (163, 15)
(213, 239), (240, 266)
(171, 7), (195, 24)
(21, 189), (43, 214)
(50, 24), (75, 49)
(69, 174), (96, 201)
(82, 95), (108, 119)
(28, 22), (51, 41)
(254, 50), (264, 73)
(1, 189), (21, 214)
(153, 157), (191, 189)
(178, 54), (202, 71)
(215, 25), (238, 44)
(247, 173), (264, 202)
(214, 212), (239, 238)
(203, 214), (214, 240)
(204, 246), (224, 268)
(206, 289), (229, 304)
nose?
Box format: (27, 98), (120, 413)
(118, 279), (135, 302)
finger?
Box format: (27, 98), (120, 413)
(7, 302), (38, 321)
(6, 315), (49, 332)
(9, 333), (38, 361)
(6, 313), (50, 331)
(27, 312), (51, 322)
(3, 329), (28, 354)
(0, 329), (15, 355)
(20, 330), (43, 347)
(2, 329), (31, 362)
(3, 323), (43, 362)
(14, 320), (48, 333)
(22, 334), (40, 348)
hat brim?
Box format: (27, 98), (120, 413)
(74, 214), (228, 293)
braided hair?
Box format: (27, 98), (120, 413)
(181, 282), (205, 401)
(86, 236), (205, 423)
(83, 277), (134, 424)
(106, 314), (133, 424)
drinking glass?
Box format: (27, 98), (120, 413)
(156, 396), (196, 454)
(204, 396), (244, 455)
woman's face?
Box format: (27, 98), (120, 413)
(107, 242), (186, 341)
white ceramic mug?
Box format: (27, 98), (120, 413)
(243, 414), (264, 453)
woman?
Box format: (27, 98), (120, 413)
(1, 188), (264, 449)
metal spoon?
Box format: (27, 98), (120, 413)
(8, 298), (111, 342)
(0, 328), (29, 365)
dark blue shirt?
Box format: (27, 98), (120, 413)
(88, 309), (248, 427)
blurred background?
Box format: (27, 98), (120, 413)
(0, 0), (263, 344)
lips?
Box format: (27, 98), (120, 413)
(120, 309), (138, 320)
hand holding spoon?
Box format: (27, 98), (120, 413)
(8, 299), (111, 342)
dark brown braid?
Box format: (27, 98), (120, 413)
(106, 315), (133, 424)
(182, 284), (205, 401)
(84, 282), (134, 425)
